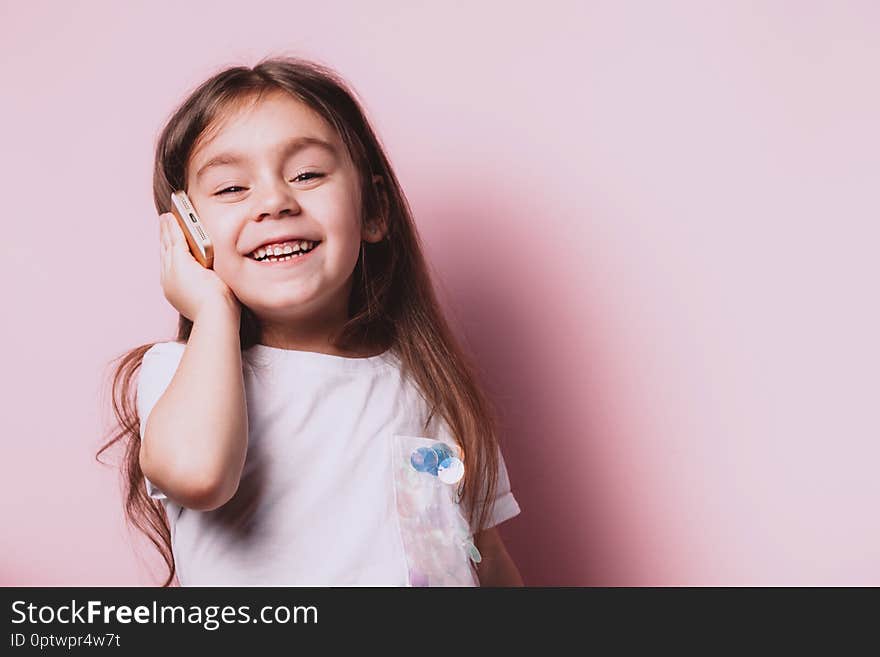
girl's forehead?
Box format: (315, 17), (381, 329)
(189, 94), (344, 169)
(203, 92), (326, 147)
(217, 92), (327, 135)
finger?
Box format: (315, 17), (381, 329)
(160, 214), (171, 252)
(166, 213), (188, 252)
(160, 218), (171, 277)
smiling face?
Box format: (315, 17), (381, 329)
(184, 90), (384, 347)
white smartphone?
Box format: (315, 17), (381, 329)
(170, 190), (214, 269)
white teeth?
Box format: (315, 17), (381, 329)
(250, 239), (318, 262)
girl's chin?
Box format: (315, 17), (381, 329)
(240, 292), (321, 315)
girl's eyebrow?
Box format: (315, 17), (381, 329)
(195, 136), (338, 180)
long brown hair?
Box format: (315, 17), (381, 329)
(96, 55), (501, 587)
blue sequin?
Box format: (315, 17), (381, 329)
(465, 541), (482, 563)
(410, 446), (438, 473)
(410, 442), (460, 477)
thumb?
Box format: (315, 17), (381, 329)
(167, 214), (190, 252)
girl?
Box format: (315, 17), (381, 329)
(98, 56), (522, 587)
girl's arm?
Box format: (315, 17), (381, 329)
(474, 527), (524, 586)
(139, 295), (248, 511)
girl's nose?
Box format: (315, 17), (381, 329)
(255, 178), (302, 219)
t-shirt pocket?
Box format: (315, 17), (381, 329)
(390, 433), (482, 587)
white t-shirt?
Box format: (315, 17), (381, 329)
(136, 341), (521, 586)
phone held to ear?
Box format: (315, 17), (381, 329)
(170, 190), (214, 269)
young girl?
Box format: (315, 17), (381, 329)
(98, 56), (522, 587)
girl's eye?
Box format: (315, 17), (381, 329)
(292, 172), (325, 183)
(216, 186), (245, 195)
(215, 173), (324, 196)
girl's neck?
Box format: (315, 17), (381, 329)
(256, 340), (381, 359)
(257, 319), (381, 359)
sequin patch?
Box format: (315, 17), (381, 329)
(391, 434), (479, 587)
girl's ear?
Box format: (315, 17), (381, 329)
(363, 174), (390, 243)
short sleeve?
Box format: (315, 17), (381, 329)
(434, 416), (521, 532)
(476, 447), (521, 531)
(137, 342), (186, 501)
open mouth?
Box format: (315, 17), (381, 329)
(249, 240), (322, 263)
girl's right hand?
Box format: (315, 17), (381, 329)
(159, 212), (239, 322)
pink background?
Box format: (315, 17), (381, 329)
(1, 1), (878, 586)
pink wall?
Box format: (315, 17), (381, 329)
(1, 1), (877, 586)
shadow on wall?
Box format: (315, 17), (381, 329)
(418, 181), (638, 586)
